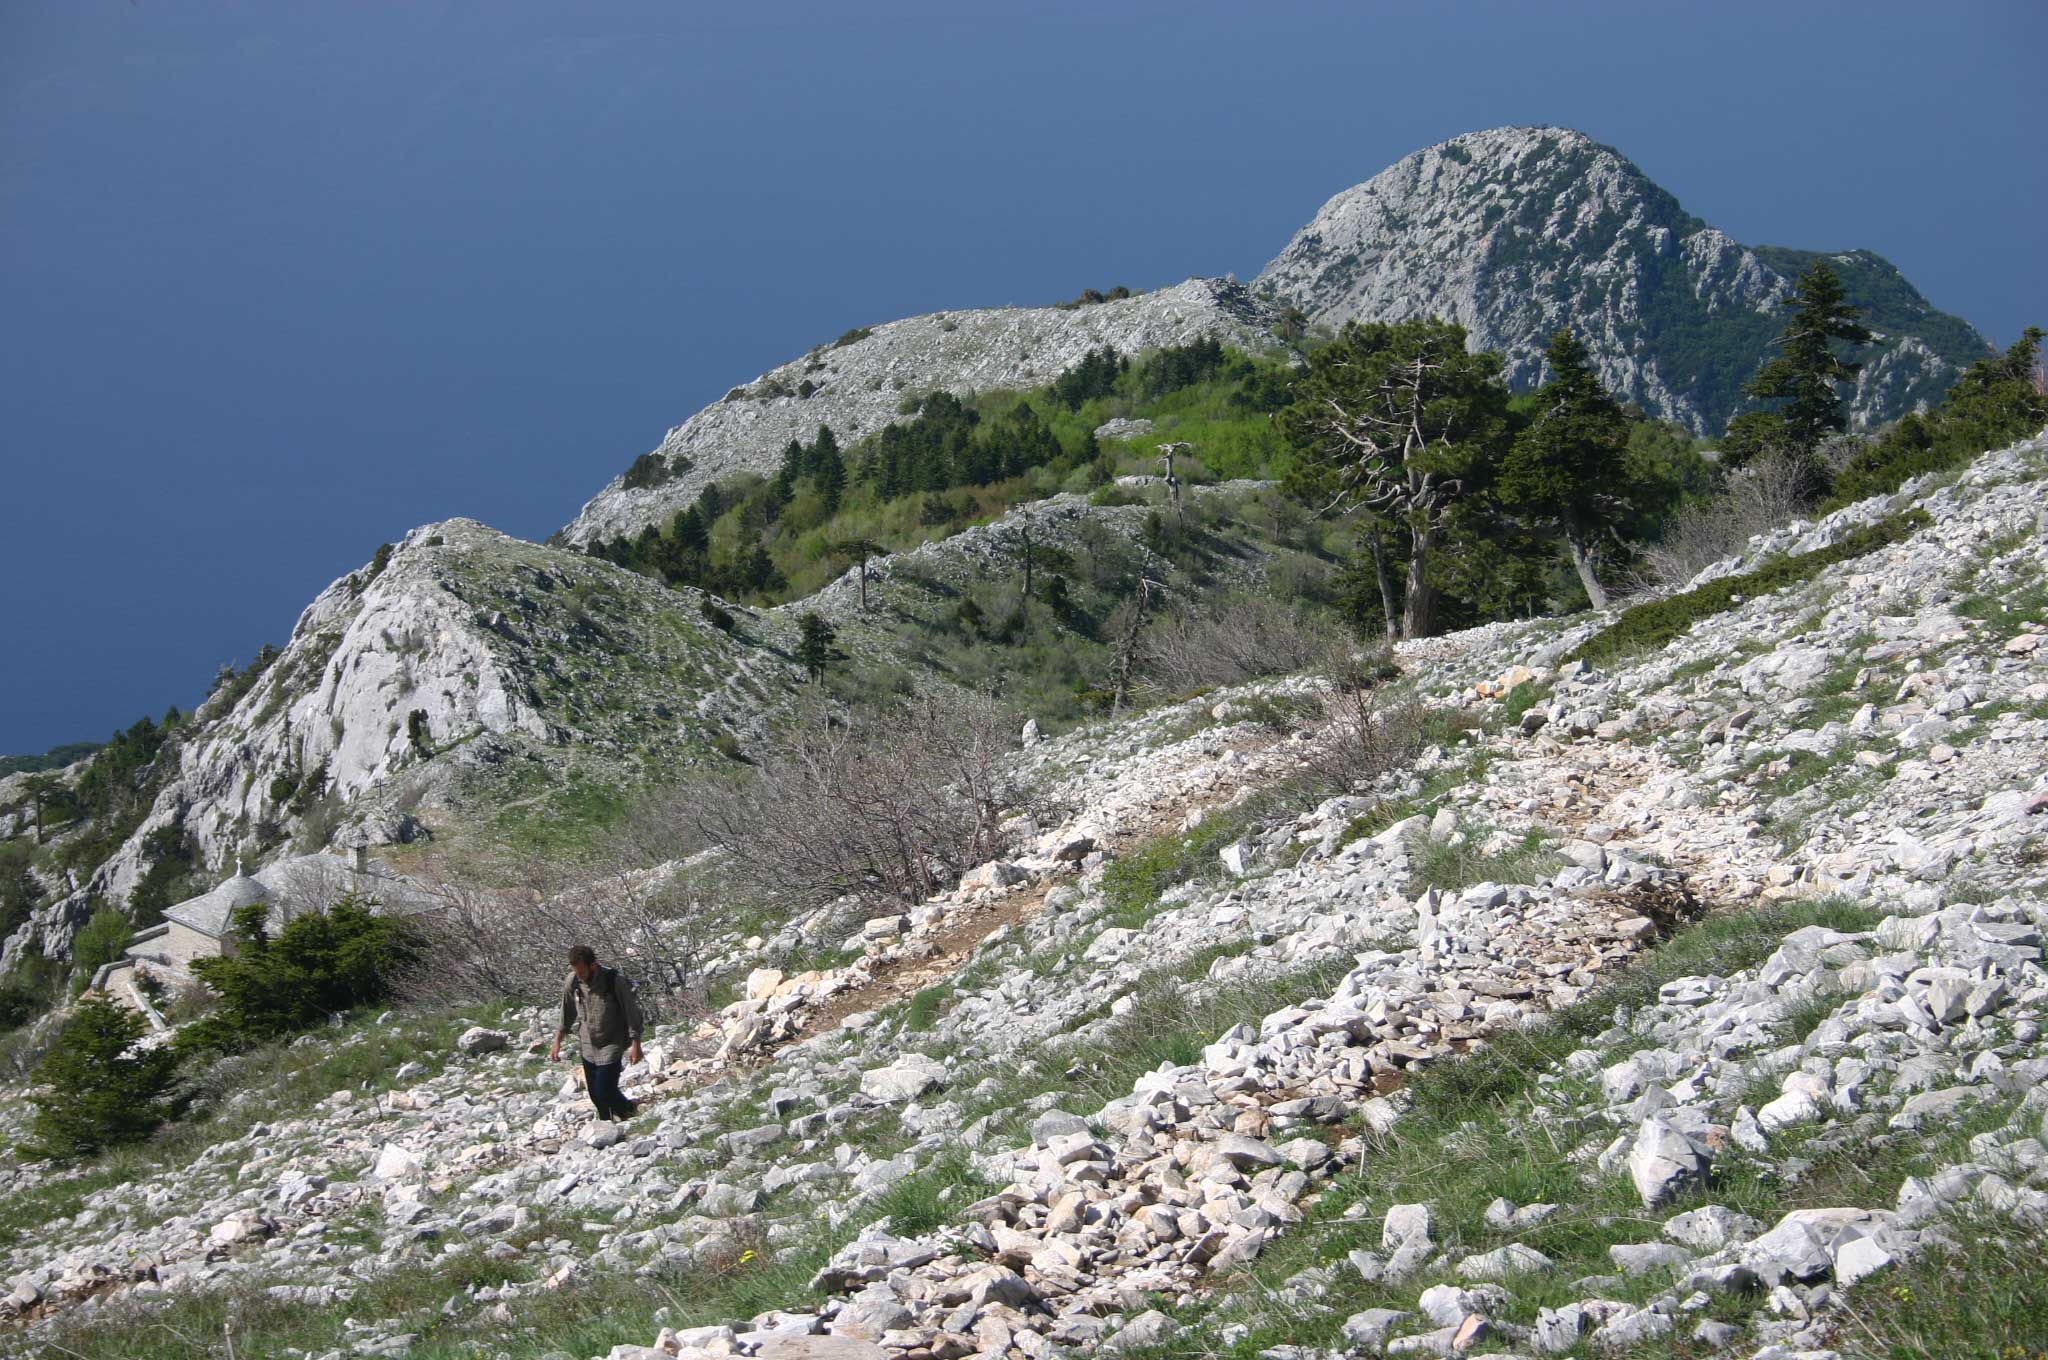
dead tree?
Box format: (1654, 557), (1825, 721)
(1157, 442), (1190, 528)
(1109, 577), (1160, 711)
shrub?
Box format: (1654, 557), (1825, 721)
(1571, 509), (1929, 666)
(0, 956), (61, 1032)
(621, 452), (677, 491)
(1634, 449), (1820, 591)
(1302, 657), (1421, 795)
(176, 895), (420, 1056)
(24, 994), (180, 1160)
(1136, 594), (1338, 695)
(682, 689), (1019, 914)
(70, 907), (133, 980)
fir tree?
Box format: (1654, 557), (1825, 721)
(814, 436), (847, 515)
(1726, 260), (1871, 473)
(795, 613), (838, 682)
(1496, 329), (1634, 608)
(26, 993), (180, 1159)
(670, 504), (709, 555)
(177, 895), (419, 1055)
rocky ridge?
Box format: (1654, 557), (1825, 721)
(0, 519), (790, 973)
(1, 470), (1279, 974)
(559, 280), (1282, 549)
(1254, 126), (1990, 435)
(6, 433), (2046, 1358)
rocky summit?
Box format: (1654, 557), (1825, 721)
(1253, 126), (1989, 436)
(6, 431), (2047, 1358)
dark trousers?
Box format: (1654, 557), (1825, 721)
(582, 1059), (636, 1120)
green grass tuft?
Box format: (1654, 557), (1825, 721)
(1566, 510), (1930, 668)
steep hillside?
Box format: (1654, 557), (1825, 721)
(8, 432), (2046, 1360)
(559, 279), (1283, 548)
(0, 521), (792, 969)
(1, 469), (1322, 971)
(1255, 126), (1991, 435)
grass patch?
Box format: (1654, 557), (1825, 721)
(1334, 746), (1499, 853)
(1097, 782), (1310, 929)
(43, 1149), (998, 1360)
(1499, 679), (1553, 725)
(1956, 579), (2048, 643)
(1407, 826), (1559, 893)
(0, 1163), (134, 1253)
(1832, 1209), (2048, 1358)
(1566, 510), (1930, 668)
(10, 1002), (509, 1214)
(904, 982), (952, 1032)
(1060, 959), (1350, 1113)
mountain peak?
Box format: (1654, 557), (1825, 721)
(1256, 130), (1985, 433)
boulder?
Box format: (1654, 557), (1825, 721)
(860, 1055), (947, 1104)
(371, 1145), (424, 1181)
(455, 1026), (511, 1056)
(1628, 1118), (1711, 1207)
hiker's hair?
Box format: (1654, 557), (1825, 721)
(567, 944), (596, 966)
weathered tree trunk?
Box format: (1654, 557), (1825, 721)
(1566, 532), (1609, 609)
(1401, 529), (1439, 639)
(1365, 530), (1400, 646)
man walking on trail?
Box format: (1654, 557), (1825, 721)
(549, 944), (645, 1123)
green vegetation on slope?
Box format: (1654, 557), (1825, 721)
(1565, 508), (1931, 667)
(0, 741), (101, 777)
(1828, 327), (2048, 508)
(584, 338), (1300, 605)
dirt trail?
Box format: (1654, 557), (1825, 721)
(754, 729), (1301, 1056)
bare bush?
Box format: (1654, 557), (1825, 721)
(399, 851), (713, 1028)
(668, 687), (1021, 916)
(1634, 451), (1820, 592)
(1302, 654), (1424, 795)
(1137, 593), (1339, 695)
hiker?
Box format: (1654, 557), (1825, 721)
(549, 944), (645, 1123)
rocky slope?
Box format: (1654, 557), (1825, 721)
(7, 432), (2046, 1359)
(0, 520), (792, 971)
(559, 280), (1283, 548)
(1255, 126), (1991, 435)
(1, 472), (1287, 970)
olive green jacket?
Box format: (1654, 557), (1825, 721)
(559, 965), (644, 1065)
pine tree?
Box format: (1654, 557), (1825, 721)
(814, 440), (847, 516)
(795, 613), (838, 682)
(27, 993), (180, 1159)
(1496, 329), (1633, 608)
(1279, 319), (1511, 639)
(1727, 260), (1871, 471)
(670, 505), (709, 555)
